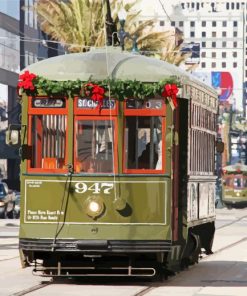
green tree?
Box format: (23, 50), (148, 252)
(32, 0), (191, 66)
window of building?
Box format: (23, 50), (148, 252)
(202, 41), (206, 47)
(0, 0), (20, 19)
(201, 62), (206, 68)
(179, 21), (184, 27)
(233, 62), (237, 68)
(0, 28), (20, 73)
(160, 20), (165, 26)
(222, 21), (227, 27)
(222, 31), (227, 37)
(202, 21), (206, 27)
(212, 32), (216, 37)
(171, 21), (175, 26)
(212, 21), (216, 27)
(233, 21), (238, 27)
(201, 52), (206, 58)
(233, 41), (238, 47)
(245, 70), (247, 78)
(212, 52), (216, 58)
(233, 31), (238, 37)
(190, 31), (195, 37)
(202, 31), (206, 37)
(212, 62), (216, 68)
(233, 52), (237, 58)
(212, 42), (216, 47)
(237, 3), (240, 9)
(190, 21), (195, 27)
(231, 2), (235, 9)
(222, 62), (226, 68)
(222, 41), (227, 47)
(222, 52), (226, 58)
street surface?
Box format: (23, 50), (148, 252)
(0, 207), (246, 296)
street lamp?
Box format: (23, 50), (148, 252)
(117, 7), (139, 53)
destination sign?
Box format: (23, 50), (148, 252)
(32, 98), (65, 108)
(77, 98), (116, 109)
(126, 99), (163, 109)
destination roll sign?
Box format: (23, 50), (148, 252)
(78, 98), (115, 109)
(32, 98), (65, 108)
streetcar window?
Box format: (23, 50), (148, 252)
(30, 115), (67, 169)
(75, 120), (115, 173)
(124, 116), (162, 172)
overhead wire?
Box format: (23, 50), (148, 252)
(101, 0), (119, 203)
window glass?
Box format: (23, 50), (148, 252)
(30, 115), (66, 169)
(124, 116), (162, 171)
(0, 28), (20, 73)
(0, 0), (19, 19)
(75, 120), (114, 173)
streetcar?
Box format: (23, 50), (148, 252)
(8, 48), (219, 278)
(222, 163), (247, 208)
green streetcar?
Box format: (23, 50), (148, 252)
(8, 49), (219, 278)
(222, 163), (247, 208)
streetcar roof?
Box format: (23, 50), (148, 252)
(24, 48), (215, 93)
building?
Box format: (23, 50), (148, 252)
(0, 0), (63, 190)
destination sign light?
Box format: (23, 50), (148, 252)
(32, 98), (65, 108)
(126, 99), (163, 109)
(77, 98), (115, 109)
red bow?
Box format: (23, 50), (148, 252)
(83, 83), (105, 109)
(17, 71), (37, 91)
(161, 84), (179, 108)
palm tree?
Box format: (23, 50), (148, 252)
(32, 0), (192, 66)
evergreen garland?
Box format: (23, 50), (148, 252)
(18, 71), (180, 100)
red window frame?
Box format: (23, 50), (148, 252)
(27, 96), (69, 173)
(123, 99), (166, 174)
(74, 96), (118, 116)
(74, 115), (118, 174)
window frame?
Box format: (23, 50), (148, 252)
(27, 96), (68, 173)
(74, 115), (118, 174)
(123, 99), (166, 174)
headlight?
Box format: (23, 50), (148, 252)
(0, 201), (5, 206)
(88, 201), (101, 213)
(84, 196), (105, 219)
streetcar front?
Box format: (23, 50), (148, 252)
(222, 164), (247, 207)
(18, 87), (172, 277)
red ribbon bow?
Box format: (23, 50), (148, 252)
(83, 83), (105, 109)
(161, 84), (179, 108)
(17, 71), (37, 91)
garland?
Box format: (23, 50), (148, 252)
(17, 71), (180, 106)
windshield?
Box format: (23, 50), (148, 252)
(75, 119), (115, 173)
(223, 176), (247, 189)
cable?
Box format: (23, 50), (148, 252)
(101, 0), (119, 203)
(158, 0), (172, 23)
